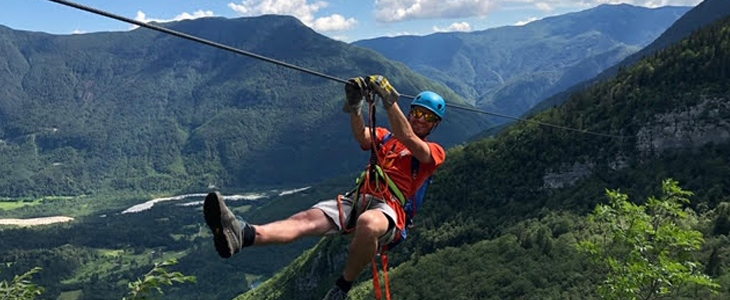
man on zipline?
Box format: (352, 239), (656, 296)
(203, 75), (446, 300)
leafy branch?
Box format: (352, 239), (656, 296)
(577, 179), (720, 300)
(0, 267), (44, 300)
(123, 258), (197, 300)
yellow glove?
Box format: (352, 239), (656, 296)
(367, 75), (399, 108)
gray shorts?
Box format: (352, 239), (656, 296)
(312, 194), (398, 245)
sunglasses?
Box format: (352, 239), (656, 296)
(410, 108), (440, 122)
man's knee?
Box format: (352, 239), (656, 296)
(355, 211), (388, 237)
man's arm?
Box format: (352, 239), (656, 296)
(366, 75), (434, 164)
(350, 111), (372, 150)
(384, 104), (434, 164)
(344, 77), (373, 150)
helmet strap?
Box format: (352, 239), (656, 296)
(429, 121), (440, 135)
(420, 120), (440, 138)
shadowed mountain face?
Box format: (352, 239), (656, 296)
(532, 0), (730, 114)
(0, 15), (489, 197)
(354, 4), (690, 119)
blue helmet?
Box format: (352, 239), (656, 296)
(411, 91), (446, 119)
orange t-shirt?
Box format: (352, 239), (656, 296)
(362, 127), (446, 201)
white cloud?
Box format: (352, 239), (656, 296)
(375, 0), (496, 22)
(585, 0), (702, 8)
(385, 31), (419, 37)
(134, 10), (215, 24)
(311, 14), (358, 31)
(433, 21), (472, 32)
(330, 35), (350, 41)
(515, 17), (539, 26)
(535, 2), (553, 11)
(374, 0), (701, 23)
(228, 0), (357, 32)
(228, 0), (326, 24)
(176, 10), (217, 20)
(524, 0), (702, 9)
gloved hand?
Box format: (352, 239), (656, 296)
(367, 75), (399, 108)
(343, 77), (367, 114)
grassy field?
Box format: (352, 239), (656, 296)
(0, 200), (39, 210)
(0, 196), (78, 211)
(0, 199), (43, 210)
(0, 193), (157, 219)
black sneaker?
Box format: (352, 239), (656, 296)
(204, 192), (243, 258)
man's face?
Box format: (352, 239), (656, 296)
(408, 106), (440, 138)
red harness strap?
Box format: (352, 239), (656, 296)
(372, 251), (391, 300)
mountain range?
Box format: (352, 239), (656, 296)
(533, 0), (730, 113)
(0, 16), (488, 197)
(354, 4), (690, 119)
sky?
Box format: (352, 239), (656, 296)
(1, 0), (703, 42)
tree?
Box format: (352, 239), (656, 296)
(578, 179), (720, 300)
(123, 258), (196, 300)
(0, 267), (44, 300)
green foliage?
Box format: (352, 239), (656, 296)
(123, 259), (196, 300)
(578, 179), (720, 300)
(713, 202), (730, 235)
(0, 266), (44, 300)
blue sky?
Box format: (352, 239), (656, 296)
(2, 0), (702, 42)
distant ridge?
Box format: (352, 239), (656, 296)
(531, 0), (730, 114)
(354, 4), (690, 119)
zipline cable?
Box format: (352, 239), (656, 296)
(431, 102), (626, 139)
(46, 0), (626, 139)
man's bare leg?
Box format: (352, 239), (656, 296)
(321, 210), (390, 299)
(253, 208), (337, 245)
(204, 192), (337, 257)
(342, 210), (390, 281)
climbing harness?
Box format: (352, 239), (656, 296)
(337, 91), (406, 233)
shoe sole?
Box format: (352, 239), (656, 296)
(204, 192), (234, 258)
